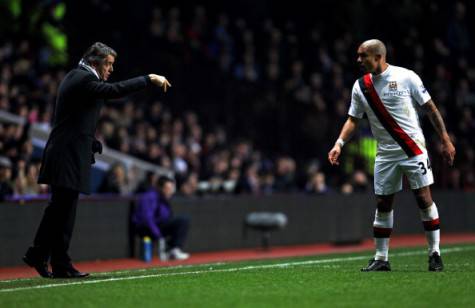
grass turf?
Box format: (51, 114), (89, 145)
(1, 244), (474, 308)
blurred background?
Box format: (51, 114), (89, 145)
(0, 0), (474, 264)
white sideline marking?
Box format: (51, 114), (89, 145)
(0, 246), (473, 293)
(0, 262), (227, 284)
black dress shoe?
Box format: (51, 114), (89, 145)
(52, 266), (89, 278)
(23, 248), (52, 278)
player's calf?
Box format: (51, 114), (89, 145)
(420, 203), (441, 257)
(373, 209), (393, 261)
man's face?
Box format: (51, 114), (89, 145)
(97, 55), (115, 81)
(161, 181), (176, 199)
(357, 45), (380, 74)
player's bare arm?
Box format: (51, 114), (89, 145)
(328, 116), (359, 166)
(422, 100), (456, 166)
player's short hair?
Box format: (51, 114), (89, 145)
(82, 42), (117, 66)
(361, 39), (387, 57)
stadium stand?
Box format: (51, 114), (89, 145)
(0, 0), (474, 200)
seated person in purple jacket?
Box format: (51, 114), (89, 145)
(133, 176), (190, 260)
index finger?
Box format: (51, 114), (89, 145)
(449, 153), (455, 166)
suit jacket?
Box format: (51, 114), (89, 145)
(38, 66), (152, 193)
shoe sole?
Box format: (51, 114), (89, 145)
(361, 268), (391, 272)
(52, 273), (90, 279)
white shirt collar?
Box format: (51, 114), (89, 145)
(78, 59), (101, 80)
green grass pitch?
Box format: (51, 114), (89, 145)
(1, 244), (474, 307)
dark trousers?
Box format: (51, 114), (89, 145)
(137, 216), (190, 249)
(159, 216), (190, 249)
(32, 186), (79, 267)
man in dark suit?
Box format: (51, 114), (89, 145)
(23, 42), (171, 278)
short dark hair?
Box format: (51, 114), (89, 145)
(157, 176), (175, 189)
(82, 42), (117, 66)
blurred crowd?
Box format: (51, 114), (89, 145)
(1, 1), (474, 200)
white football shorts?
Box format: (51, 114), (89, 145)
(374, 153), (434, 195)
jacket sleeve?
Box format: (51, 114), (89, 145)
(82, 74), (152, 99)
(139, 194), (162, 239)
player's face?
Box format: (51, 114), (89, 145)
(357, 46), (379, 73)
(97, 55), (115, 81)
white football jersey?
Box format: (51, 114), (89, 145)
(349, 65), (431, 161)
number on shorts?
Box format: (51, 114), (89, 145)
(418, 159), (431, 175)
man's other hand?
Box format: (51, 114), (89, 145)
(441, 138), (456, 167)
(328, 145), (342, 166)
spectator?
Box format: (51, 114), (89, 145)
(260, 171), (275, 195)
(132, 176), (190, 260)
(351, 170), (371, 193)
(171, 141), (189, 185)
(0, 157), (14, 201)
(14, 159), (45, 196)
(180, 172), (199, 196)
(273, 157), (297, 192)
(98, 163), (133, 195)
(305, 171), (330, 194)
(341, 182), (354, 195)
(235, 161), (260, 194)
